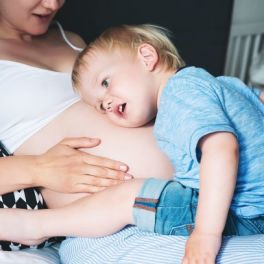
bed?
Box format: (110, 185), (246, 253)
(0, 227), (263, 264)
(59, 226), (264, 264)
(0, 245), (60, 264)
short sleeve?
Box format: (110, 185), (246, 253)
(156, 77), (237, 162)
(251, 87), (262, 98)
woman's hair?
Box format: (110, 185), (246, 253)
(72, 24), (185, 89)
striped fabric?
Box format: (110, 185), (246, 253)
(59, 226), (264, 264)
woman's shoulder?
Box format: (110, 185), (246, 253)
(63, 31), (86, 49)
(48, 23), (86, 50)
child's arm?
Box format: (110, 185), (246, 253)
(183, 132), (238, 263)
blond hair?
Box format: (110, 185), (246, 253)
(72, 24), (185, 89)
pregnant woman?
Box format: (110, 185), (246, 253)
(0, 0), (172, 251)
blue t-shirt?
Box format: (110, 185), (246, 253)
(154, 66), (264, 217)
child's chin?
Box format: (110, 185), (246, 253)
(126, 120), (150, 128)
(109, 116), (149, 128)
(111, 119), (139, 128)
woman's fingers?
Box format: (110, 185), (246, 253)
(79, 164), (132, 180)
(59, 137), (130, 172)
(36, 137), (132, 193)
(63, 175), (121, 193)
(79, 174), (123, 186)
(60, 137), (101, 149)
(45, 137), (98, 157)
(80, 152), (129, 172)
(74, 175), (125, 193)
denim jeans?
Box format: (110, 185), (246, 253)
(133, 178), (264, 236)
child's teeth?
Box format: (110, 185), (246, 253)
(119, 105), (122, 112)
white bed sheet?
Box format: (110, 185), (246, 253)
(60, 226), (264, 264)
(2, 227), (264, 264)
(0, 245), (60, 264)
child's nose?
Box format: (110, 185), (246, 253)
(102, 98), (113, 112)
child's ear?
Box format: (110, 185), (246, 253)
(137, 43), (158, 71)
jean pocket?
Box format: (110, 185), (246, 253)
(169, 223), (195, 236)
(226, 215), (264, 235)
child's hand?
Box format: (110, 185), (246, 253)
(182, 230), (222, 264)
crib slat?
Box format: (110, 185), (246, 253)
(224, 43), (232, 75)
(239, 35), (252, 81)
(252, 34), (261, 59)
(230, 37), (241, 76)
(224, 0), (264, 80)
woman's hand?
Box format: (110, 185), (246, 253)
(33, 137), (132, 193)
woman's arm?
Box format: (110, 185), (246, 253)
(0, 137), (131, 195)
(0, 155), (40, 194)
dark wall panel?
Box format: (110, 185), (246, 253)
(56, 0), (233, 76)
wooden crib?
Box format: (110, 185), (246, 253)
(224, 0), (264, 85)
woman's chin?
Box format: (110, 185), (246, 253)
(27, 19), (53, 36)
(29, 27), (49, 36)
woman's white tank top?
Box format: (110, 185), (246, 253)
(0, 23), (81, 153)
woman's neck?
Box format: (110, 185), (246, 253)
(0, 21), (33, 42)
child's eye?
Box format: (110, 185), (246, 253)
(101, 79), (109, 88)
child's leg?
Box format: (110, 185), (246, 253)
(134, 179), (264, 237)
(49, 178), (169, 238)
(134, 179), (198, 236)
(0, 187), (64, 250)
(0, 179), (146, 244)
(0, 208), (50, 246)
(40, 179), (145, 238)
(0, 178), (174, 245)
(41, 178), (263, 239)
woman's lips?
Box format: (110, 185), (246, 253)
(33, 13), (52, 23)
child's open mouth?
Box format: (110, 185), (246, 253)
(118, 103), (127, 113)
(115, 103), (127, 118)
